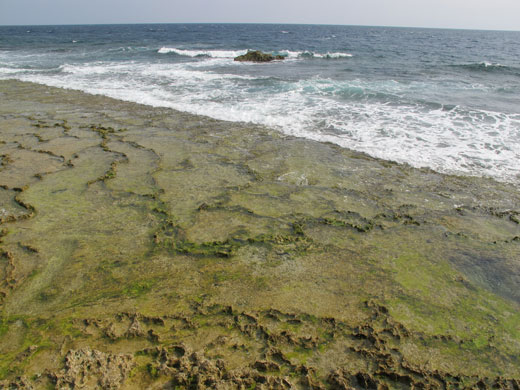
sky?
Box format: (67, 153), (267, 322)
(1, 0), (520, 31)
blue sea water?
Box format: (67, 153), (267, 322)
(1, 24), (519, 183)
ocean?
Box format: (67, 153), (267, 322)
(1, 23), (519, 184)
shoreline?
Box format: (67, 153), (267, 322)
(3, 77), (518, 188)
(1, 79), (519, 388)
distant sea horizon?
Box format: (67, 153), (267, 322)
(1, 22), (519, 33)
(1, 23), (519, 184)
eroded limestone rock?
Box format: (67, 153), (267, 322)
(50, 348), (134, 390)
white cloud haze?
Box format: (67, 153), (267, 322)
(1, 0), (519, 30)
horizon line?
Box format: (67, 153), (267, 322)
(0, 21), (519, 33)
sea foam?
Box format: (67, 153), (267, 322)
(158, 47), (353, 60)
(158, 48), (248, 58)
(12, 61), (519, 184)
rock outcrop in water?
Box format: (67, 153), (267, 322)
(234, 50), (285, 62)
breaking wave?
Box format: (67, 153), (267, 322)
(451, 62), (520, 76)
(157, 48), (248, 57)
(158, 48), (353, 60)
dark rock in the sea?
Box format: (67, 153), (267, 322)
(234, 50), (284, 62)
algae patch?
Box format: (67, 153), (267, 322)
(1, 80), (520, 389)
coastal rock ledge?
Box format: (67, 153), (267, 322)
(1, 79), (520, 390)
(234, 50), (285, 62)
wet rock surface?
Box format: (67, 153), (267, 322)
(234, 50), (285, 62)
(0, 80), (519, 388)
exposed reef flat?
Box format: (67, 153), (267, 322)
(0, 79), (519, 389)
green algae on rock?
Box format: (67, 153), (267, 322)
(0, 80), (519, 389)
(234, 50), (285, 62)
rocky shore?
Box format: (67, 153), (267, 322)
(0, 80), (519, 389)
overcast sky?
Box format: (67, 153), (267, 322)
(1, 0), (519, 31)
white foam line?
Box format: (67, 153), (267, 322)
(157, 47), (353, 60)
(5, 67), (518, 186)
(158, 47), (248, 58)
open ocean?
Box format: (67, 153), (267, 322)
(1, 24), (519, 184)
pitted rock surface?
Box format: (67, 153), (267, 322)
(50, 348), (134, 390)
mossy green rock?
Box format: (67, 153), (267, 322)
(234, 50), (284, 62)
(0, 80), (519, 389)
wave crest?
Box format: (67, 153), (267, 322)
(157, 48), (248, 58)
(452, 62), (520, 76)
(158, 47), (353, 60)
(308, 51), (353, 59)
